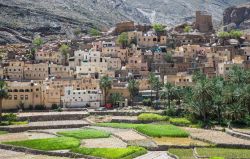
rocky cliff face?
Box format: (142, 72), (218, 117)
(0, 0), (249, 44)
(223, 3), (250, 30)
(0, 0), (149, 44)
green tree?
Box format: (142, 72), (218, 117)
(229, 30), (243, 39)
(0, 81), (8, 123)
(227, 66), (248, 85)
(184, 25), (191, 33)
(164, 52), (173, 63)
(32, 36), (43, 49)
(100, 76), (112, 106)
(211, 77), (225, 124)
(218, 32), (230, 39)
(161, 83), (176, 109)
(128, 79), (139, 107)
(192, 78), (214, 122)
(153, 24), (165, 33)
(89, 28), (101, 36)
(59, 44), (70, 66)
(110, 93), (123, 107)
(117, 32), (128, 48)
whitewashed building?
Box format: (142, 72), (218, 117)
(62, 87), (102, 108)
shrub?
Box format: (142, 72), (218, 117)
(138, 113), (169, 121)
(142, 99), (152, 106)
(34, 105), (46, 110)
(51, 104), (58, 110)
(28, 105), (34, 110)
(164, 108), (184, 117)
(2, 113), (17, 124)
(170, 118), (191, 126)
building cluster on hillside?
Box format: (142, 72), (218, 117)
(0, 11), (250, 110)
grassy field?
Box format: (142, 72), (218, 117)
(137, 113), (169, 121)
(57, 128), (111, 139)
(0, 131), (7, 135)
(0, 121), (28, 126)
(168, 148), (195, 159)
(96, 123), (189, 137)
(71, 146), (147, 159)
(4, 137), (80, 151)
(169, 118), (191, 126)
(197, 148), (250, 158)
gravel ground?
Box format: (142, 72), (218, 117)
(0, 132), (56, 142)
(81, 136), (127, 148)
(111, 116), (138, 120)
(0, 149), (69, 159)
(184, 127), (250, 146)
(88, 126), (146, 140)
(114, 130), (147, 141)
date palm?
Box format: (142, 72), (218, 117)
(0, 81), (8, 123)
(100, 76), (112, 106)
(128, 79), (139, 107)
(161, 82), (176, 109)
(193, 79), (214, 122)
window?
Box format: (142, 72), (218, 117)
(20, 95), (24, 100)
(8, 95), (12, 100)
(14, 95), (18, 100)
(25, 95), (28, 100)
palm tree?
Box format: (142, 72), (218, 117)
(148, 73), (155, 102)
(128, 79), (139, 107)
(100, 76), (112, 106)
(148, 73), (162, 102)
(228, 66), (248, 85)
(223, 85), (245, 121)
(193, 79), (214, 122)
(212, 77), (224, 124)
(0, 81), (8, 123)
(161, 82), (176, 109)
(59, 44), (70, 66)
(110, 93), (123, 107)
(238, 84), (250, 115)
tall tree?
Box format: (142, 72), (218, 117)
(110, 93), (123, 107)
(32, 36), (43, 49)
(0, 81), (8, 123)
(212, 77), (225, 124)
(117, 32), (128, 49)
(193, 79), (214, 122)
(161, 82), (176, 109)
(100, 76), (112, 106)
(128, 79), (139, 107)
(59, 44), (70, 66)
(148, 73), (162, 102)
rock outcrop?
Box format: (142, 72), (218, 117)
(223, 3), (250, 29)
(0, 0), (249, 44)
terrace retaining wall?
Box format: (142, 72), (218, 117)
(0, 123), (89, 133)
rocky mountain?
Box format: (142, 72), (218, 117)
(0, 0), (249, 44)
(223, 3), (250, 30)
